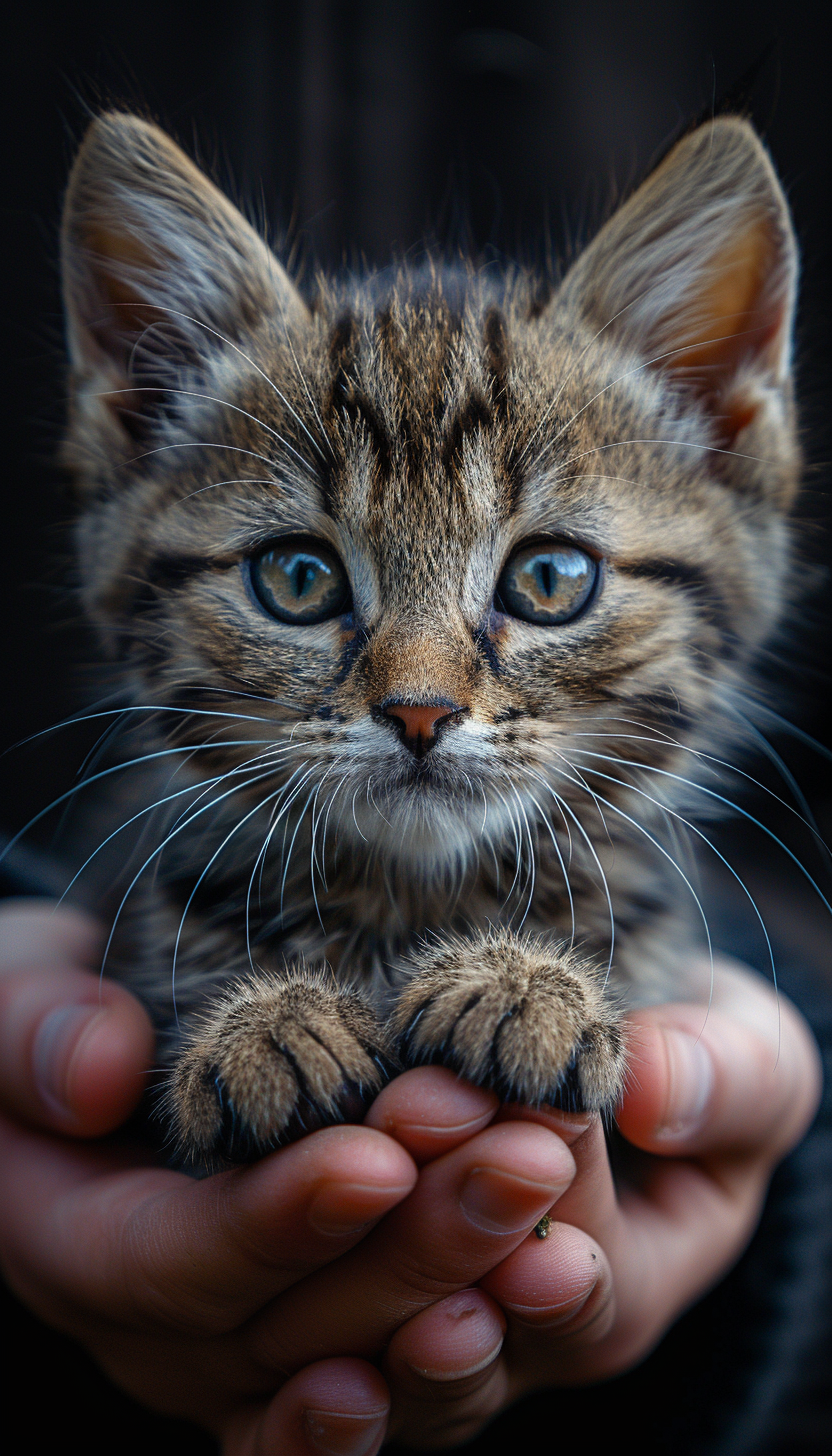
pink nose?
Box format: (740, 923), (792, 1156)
(381, 701), (464, 755)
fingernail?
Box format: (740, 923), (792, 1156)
(308, 1182), (412, 1237)
(506, 1277), (598, 1328)
(404, 1290), (506, 1382)
(460, 1166), (564, 1234)
(303, 1408), (387, 1455)
(32, 1004), (101, 1119)
(409, 1334), (504, 1382)
(654, 1029), (714, 1140)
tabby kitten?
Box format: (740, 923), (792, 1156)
(59, 112), (799, 1166)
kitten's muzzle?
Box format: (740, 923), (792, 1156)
(376, 698), (468, 758)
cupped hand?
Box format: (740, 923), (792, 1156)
(0, 901), (573, 1454)
(0, 901), (822, 1456)
(359, 958), (822, 1448)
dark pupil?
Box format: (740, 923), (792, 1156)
(534, 558), (556, 598)
(290, 556), (325, 597)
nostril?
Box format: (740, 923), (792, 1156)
(380, 700), (466, 756)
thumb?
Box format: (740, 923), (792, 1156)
(0, 900), (154, 1136)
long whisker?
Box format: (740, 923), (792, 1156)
(561, 760), (784, 1046)
(122, 440), (281, 470)
(56, 773), (226, 906)
(97, 384), (318, 479)
(0, 737), (288, 872)
(569, 750), (832, 922)
(281, 327), (335, 460)
(175, 476), (278, 503)
(538, 326), (773, 466)
(554, 437), (772, 473)
(172, 776), (301, 1011)
(7, 702), (296, 754)
(735, 698), (832, 767)
(521, 780), (576, 947)
(731, 713), (832, 879)
(548, 761), (716, 1008)
(279, 769), (320, 920)
(527, 776), (617, 978)
(563, 730), (832, 856)
(509, 784), (536, 928)
(99, 761), (287, 1018)
(112, 301), (329, 463)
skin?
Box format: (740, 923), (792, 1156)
(0, 901), (822, 1454)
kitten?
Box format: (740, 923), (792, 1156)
(58, 111), (799, 1167)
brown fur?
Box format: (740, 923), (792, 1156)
(58, 113), (799, 1167)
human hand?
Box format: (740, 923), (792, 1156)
(0, 901), (821, 1455)
(352, 957), (822, 1448)
(0, 900), (574, 1454)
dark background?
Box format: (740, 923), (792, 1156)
(1, 3), (831, 1452)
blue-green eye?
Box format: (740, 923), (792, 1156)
(249, 539), (351, 624)
(496, 542), (598, 624)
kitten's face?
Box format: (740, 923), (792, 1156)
(62, 116), (799, 877)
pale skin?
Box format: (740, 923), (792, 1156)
(0, 902), (822, 1454)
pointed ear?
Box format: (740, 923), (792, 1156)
(61, 113), (307, 445)
(559, 118), (797, 451)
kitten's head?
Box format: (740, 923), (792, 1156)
(60, 114), (799, 878)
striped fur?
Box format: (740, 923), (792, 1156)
(60, 113), (800, 1166)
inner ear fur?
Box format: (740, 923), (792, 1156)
(558, 117), (798, 451)
(61, 112), (307, 443)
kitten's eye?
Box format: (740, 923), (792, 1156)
(249, 539), (351, 624)
(496, 542), (598, 624)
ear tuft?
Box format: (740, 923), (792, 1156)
(559, 118), (797, 448)
(61, 113), (307, 444)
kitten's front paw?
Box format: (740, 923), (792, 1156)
(393, 932), (625, 1111)
(169, 972), (394, 1167)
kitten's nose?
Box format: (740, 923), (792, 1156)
(380, 700), (465, 757)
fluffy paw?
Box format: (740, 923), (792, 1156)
(169, 971), (394, 1167)
(393, 931), (625, 1111)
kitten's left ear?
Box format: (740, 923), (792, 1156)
(559, 117), (798, 468)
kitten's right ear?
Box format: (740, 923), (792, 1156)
(61, 113), (307, 447)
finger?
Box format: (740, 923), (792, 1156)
(384, 1289), (509, 1450)
(365, 1067), (499, 1165)
(0, 904), (154, 1135)
(227, 1360), (389, 1456)
(478, 1219), (618, 1398)
(480, 1157), (761, 1389)
(494, 1105), (621, 1258)
(0, 1116), (417, 1334)
(247, 1120), (575, 1374)
(617, 959), (822, 1166)
(0, 900), (103, 970)
(481, 1218), (611, 1335)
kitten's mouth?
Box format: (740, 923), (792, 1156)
(401, 756), (444, 786)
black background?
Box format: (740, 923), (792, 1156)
(1, 3), (831, 1452)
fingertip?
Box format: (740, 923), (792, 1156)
(250, 1359), (389, 1456)
(66, 986), (156, 1134)
(383, 1292), (509, 1448)
(620, 986), (823, 1159)
(365, 1067), (498, 1163)
(0, 964), (155, 1136)
(617, 1015), (708, 1148)
(304, 1127), (418, 1236)
(480, 1220), (609, 1333)
(387, 1288), (506, 1385)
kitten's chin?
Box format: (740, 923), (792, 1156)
(337, 778), (513, 872)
